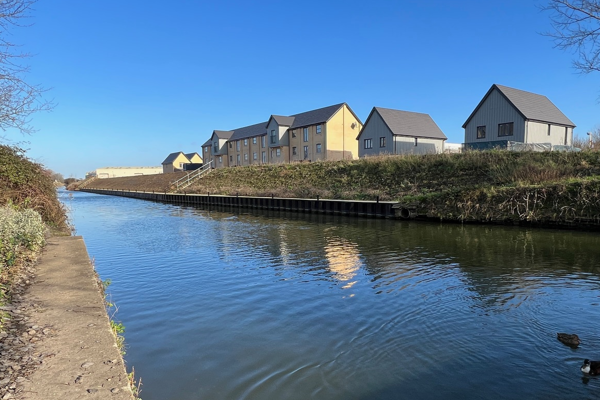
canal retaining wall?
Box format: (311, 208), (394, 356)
(80, 189), (398, 219)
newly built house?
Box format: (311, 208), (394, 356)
(357, 107), (447, 157)
(463, 84), (576, 150)
(201, 103), (362, 169)
(162, 151), (202, 173)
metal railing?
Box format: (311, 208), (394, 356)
(171, 160), (213, 190)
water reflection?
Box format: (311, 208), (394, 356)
(63, 192), (600, 400)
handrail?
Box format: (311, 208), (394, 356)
(171, 160), (213, 190)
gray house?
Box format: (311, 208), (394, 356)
(463, 84), (576, 150)
(357, 107), (447, 157)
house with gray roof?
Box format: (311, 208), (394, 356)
(162, 151), (191, 173)
(357, 107), (447, 157)
(201, 103), (363, 168)
(463, 84), (576, 150)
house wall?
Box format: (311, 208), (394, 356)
(163, 153), (190, 173)
(202, 146), (212, 167)
(187, 154), (203, 164)
(289, 125), (324, 162)
(465, 88), (526, 143)
(357, 111), (393, 158)
(96, 167), (162, 179)
(526, 121), (573, 146)
(326, 104), (361, 160)
(394, 136), (444, 155)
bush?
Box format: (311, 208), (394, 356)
(0, 206), (45, 269)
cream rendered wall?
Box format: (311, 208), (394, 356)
(357, 111), (393, 157)
(393, 136), (444, 154)
(526, 121), (572, 146)
(188, 154), (203, 164)
(325, 104), (361, 160)
(96, 166), (162, 179)
(464, 89), (526, 143)
(163, 153), (190, 173)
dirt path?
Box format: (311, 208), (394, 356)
(16, 236), (134, 399)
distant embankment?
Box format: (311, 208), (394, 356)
(79, 152), (600, 229)
(77, 171), (187, 192)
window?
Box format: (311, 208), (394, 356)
(316, 143), (322, 153)
(565, 127), (568, 145)
(270, 130), (277, 144)
(276, 148), (281, 157)
(253, 137), (257, 144)
(262, 151), (266, 163)
(253, 152), (257, 160)
(229, 142), (232, 148)
(303, 145), (309, 159)
(179, 162), (184, 168)
(244, 139), (248, 146)
(316, 125), (322, 134)
(218, 157), (222, 164)
(244, 153), (248, 161)
(414, 137), (418, 146)
(270, 150), (274, 158)
(213, 143), (218, 153)
(204, 148), (208, 153)
(303, 127), (309, 142)
(236, 141), (240, 151)
(548, 124), (551, 136)
(477, 126), (486, 139)
(236, 154), (240, 164)
(292, 130), (296, 138)
(261, 136), (266, 147)
(293, 147), (297, 156)
(229, 155), (233, 162)
(380, 137), (386, 147)
(498, 122), (514, 137)
(364, 138), (372, 149)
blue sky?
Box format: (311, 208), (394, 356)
(5, 0), (599, 177)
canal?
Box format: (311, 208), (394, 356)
(61, 189), (600, 399)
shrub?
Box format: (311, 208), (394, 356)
(0, 206), (45, 269)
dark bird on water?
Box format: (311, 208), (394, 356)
(557, 333), (581, 348)
(581, 359), (600, 375)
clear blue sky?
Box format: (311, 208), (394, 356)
(5, 0), (600, 178)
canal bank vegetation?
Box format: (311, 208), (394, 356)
(0, 144), (68, 312)
(82, 150), (600, 228)
(184, 150), (600, 226)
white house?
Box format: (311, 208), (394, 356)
(357, 107), (447, 157)
(463, 84), (576, 150)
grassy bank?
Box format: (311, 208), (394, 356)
(82, 151), (600, 227)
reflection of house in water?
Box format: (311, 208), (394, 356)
(324, 234), (362, 289)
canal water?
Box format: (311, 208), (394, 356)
(61, 190), (600, 400)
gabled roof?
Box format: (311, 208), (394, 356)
(201, 138), (212, 147)
(463, 84), (575, 128)
(267, 115), (295, 127)
(229, 121), (268, 141)
(358, 107), (447, 140)
(184, 152), (201, 160)
(211, 130), (234, 141)
(289, 103), (347, 129)
(162, 151), (189, 165)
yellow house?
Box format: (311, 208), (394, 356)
(184, 152), (203, 164)
(162, 152), (191, 173)
(201, 103), (362, 169)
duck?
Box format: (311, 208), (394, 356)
(581, 359), (600, 375)
(557, 333), (581, 348)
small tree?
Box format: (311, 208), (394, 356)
(544, 0), (600, 74)
(0, 0), (53, 137)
